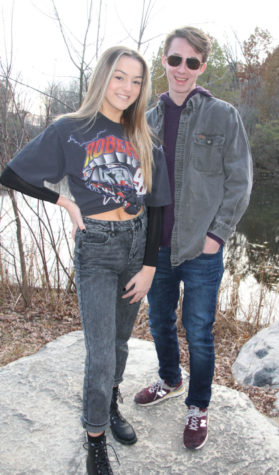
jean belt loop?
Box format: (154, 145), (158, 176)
(107, 221), (113, 237)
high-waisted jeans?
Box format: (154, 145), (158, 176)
(147, 246), (224, 409)
(74, 209), (147, 433)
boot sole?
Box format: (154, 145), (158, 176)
(110, 428), (137, 445)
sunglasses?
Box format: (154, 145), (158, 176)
(166, 55), (203, 70)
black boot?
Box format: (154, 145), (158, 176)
(87, 433), (113, 475)
(110, 386), (137, 445)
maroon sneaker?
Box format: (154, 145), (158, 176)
(183, 405), (208, 449)
(134, 378), (185, 406)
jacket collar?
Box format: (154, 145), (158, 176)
(157, 89), (210, 114)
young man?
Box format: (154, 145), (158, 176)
(134, 26), (253, 450)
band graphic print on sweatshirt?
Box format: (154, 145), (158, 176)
(68, 128), (146, 214)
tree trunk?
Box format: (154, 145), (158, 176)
(10, 190), (31, 307)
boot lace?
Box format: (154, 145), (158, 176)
(84, 439), (120, 474)
(110, 387), (126, 423)
(110, 405), (126, 423)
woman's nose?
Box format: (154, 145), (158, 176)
(120, 79), (131, 91)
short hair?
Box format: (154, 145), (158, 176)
(163, 26), (211, 63)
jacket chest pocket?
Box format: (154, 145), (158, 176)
(191, 134), (225, 174)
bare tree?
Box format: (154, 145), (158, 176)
(51, 0), (104, 105)
(136, 0), (155, 50)
(42, 80), (80, 126)
(0, 69), (32, 305)
(95, 0), (103, 60)
(0, 7), (76, 307)
(115, 0), (161, 52)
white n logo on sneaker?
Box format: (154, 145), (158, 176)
(200, 420), (207, 428)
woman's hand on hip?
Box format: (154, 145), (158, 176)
(122, 265), (156, 304)
(57, 195), (86, 239)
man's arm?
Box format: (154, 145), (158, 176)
(207, 107), (253, 242)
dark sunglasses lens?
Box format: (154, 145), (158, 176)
(167, 55), (182, 67)
(186, 57), (201, 70)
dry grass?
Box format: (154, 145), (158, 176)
(0, 287), (278, 419)
(0, 287), (81, 366)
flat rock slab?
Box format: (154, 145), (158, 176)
(1, 332), (279, 474)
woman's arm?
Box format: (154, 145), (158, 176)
(0, 166), (59, 203)
(143, 206), (162, 267)
(122, 206), (162, 303)
(0, 166), (85, 237)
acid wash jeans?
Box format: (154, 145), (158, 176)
(74, 209), (147, 434)
(147, 246), (224, 409)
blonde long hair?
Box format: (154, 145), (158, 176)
(59, 46), (154, 191)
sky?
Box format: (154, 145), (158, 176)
(1, 0), (279, 112)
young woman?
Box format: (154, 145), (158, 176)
(0, 46), (171, 474)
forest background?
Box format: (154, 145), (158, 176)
(0, 0), (279, 417)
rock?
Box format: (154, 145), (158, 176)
(0, 332), (279, 474)
(232, 320), (279, 388)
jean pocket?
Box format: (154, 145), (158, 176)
(201, 244), (223, 259)
(80, 229), (110, 247)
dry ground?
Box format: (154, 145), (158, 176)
(0, 288), (278, 420)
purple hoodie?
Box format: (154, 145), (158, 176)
(160, 87), (217, 247)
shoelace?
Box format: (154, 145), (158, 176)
(148, 380), (163, 394)
(93, 443), (111, 473)
(185, 406), (203, 431)
(116, 388), (124, 404)
(110, 387), (125, 422)
(110, 406), (126, 423)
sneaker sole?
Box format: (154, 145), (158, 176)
(184, 431), (208, 450)
(136, 385), (186, 407)
(194, 431), (208, 450)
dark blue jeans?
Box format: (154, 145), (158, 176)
(147, 247), (224, 409)
(74, 210), (147, 433)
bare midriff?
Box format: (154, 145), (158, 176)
(86, 206), (144, 221)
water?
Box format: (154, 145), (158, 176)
(227, 175), (279, 286)
(222, 176), (279, 322)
